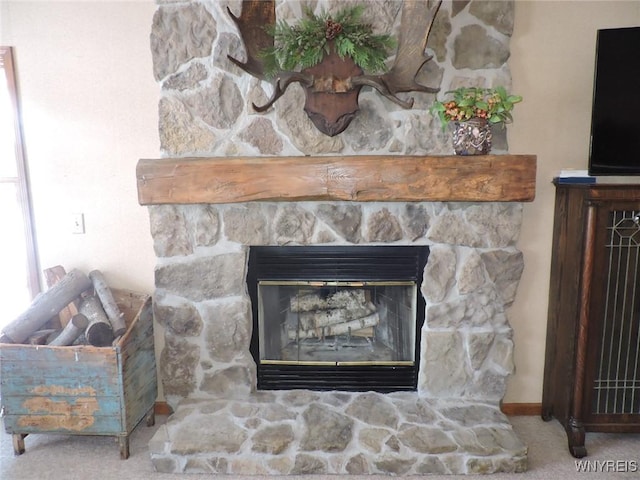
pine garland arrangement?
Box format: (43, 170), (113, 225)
(261, 5), (396, 77)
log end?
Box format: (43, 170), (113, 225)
(85, 322), (114, 347)
(72, 313), (89, 330)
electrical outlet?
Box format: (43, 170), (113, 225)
(71, 213), (85, 234)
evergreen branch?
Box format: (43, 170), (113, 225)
(260, 5), (394, 76)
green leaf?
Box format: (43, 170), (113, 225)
(494, 85), (507, 98)
(430, 85), (522, 126)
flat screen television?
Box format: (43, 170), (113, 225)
(588, 26), (640, 176)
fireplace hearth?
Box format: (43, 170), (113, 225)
(248, 246), (429, 392)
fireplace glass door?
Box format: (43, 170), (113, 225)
(258, 281), (416, 366)
(248, 246), (428, 392)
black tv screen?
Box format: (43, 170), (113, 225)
(588, 26), (640, 176)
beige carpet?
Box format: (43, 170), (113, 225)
(2, 415), (639, 479)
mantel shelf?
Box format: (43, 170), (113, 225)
(136, 155), (536, 205)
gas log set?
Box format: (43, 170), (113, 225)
(0, 267), (127, 348)
(287, 289), (379, 341)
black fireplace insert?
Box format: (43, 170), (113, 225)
(247, 245), (429, 392)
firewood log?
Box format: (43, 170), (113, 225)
(48, 314), (89, 346)
(290, 289), (367, 312)
(289, 312), (380, 340)
(1, 269), (92, 344)
(43, 265), (80, 328)
(350, 327), (374, 338)
(27, 329), (58, 345)
(89, 270), (126, 337)
(80, 295), (114, 347)
(299, 302), (377, 330)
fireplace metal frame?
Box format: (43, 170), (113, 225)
(247, 245), (429, 392)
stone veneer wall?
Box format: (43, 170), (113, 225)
(148, 0), (520, 407)
(150, 0), (516, 157)
(151, 201), (523, 409)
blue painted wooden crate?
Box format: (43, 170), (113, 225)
(0, 289), (156, 459)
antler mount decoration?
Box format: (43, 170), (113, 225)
(227, 0), (442, 137)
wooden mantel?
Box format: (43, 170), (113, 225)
(136, 155), (536, 205)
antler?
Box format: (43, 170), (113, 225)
(226, 0), (275, 79)
(253, 72), (314, 112)
(352, 0), (442, 108)
(228, 0), (442, 134)
(228, 0), (312, 111)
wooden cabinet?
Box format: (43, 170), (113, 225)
(543, 182), (640, 457)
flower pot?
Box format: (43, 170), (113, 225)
(452, 117), (492, 155)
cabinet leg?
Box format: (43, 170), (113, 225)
(12, 434), (26, 456)
(118, 435), (130, 460)
(567, 417), (587, 458)
(145, 408), (156, 427)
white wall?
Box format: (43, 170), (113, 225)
(2, 0), (640, 404)
(0, 1), (158, 295)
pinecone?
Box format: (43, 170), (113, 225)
(325, 19), (343, 40)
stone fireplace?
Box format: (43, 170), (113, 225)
(143, 0), (535, 474)
(141, 155), (535, 475)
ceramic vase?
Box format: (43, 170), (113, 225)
(452, 117), (492, 155)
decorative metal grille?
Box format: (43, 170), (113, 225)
(593, 210), (640, 415)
